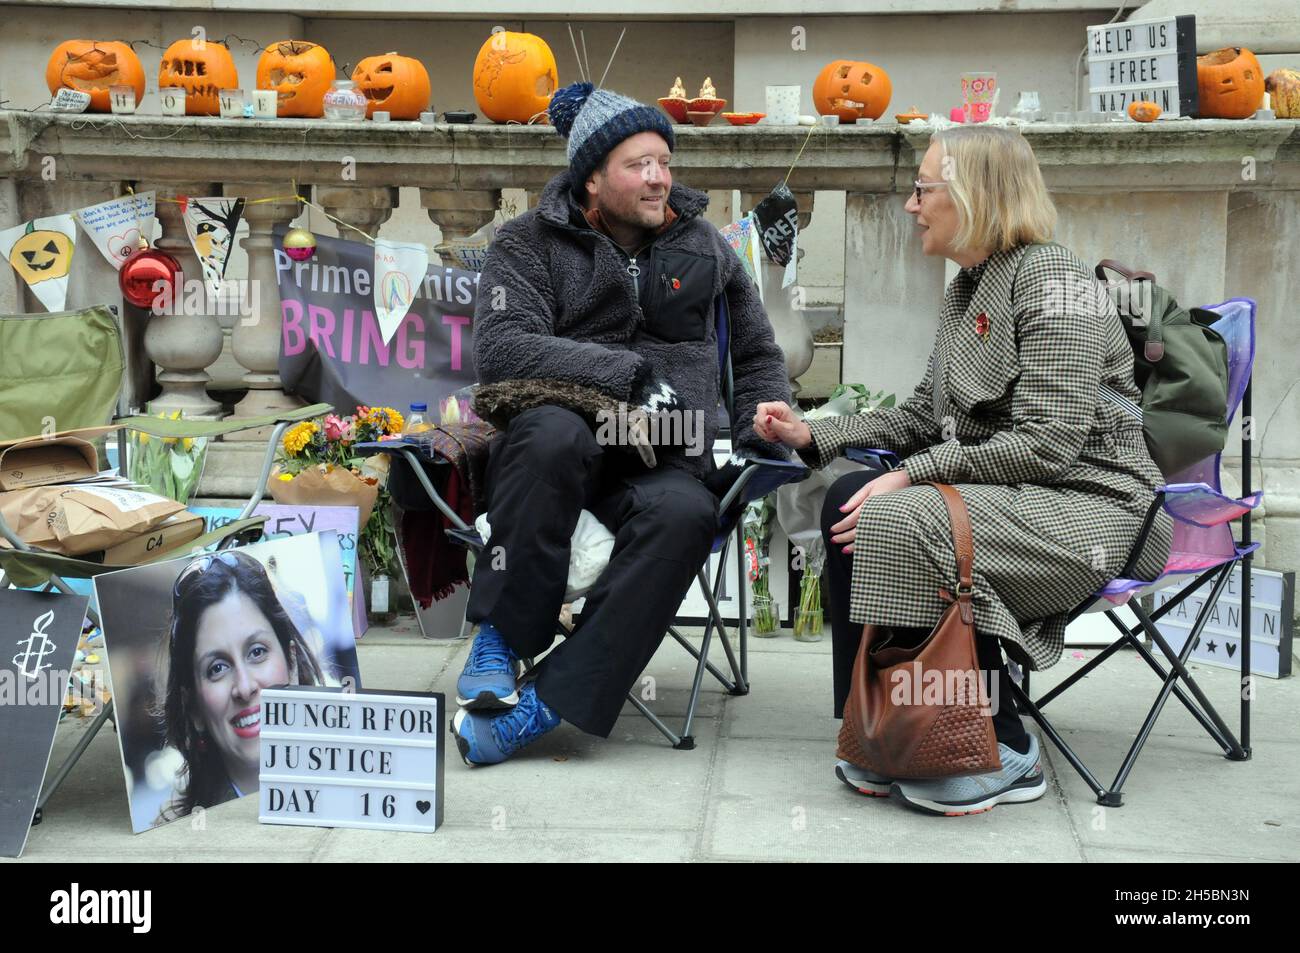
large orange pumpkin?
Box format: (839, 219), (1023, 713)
(256, 40), (335, 118)
(812, 59), (892, 123)
(46, 40), (146, 113)
(472, 31), (558, 123)
(352, 52), (430, 119)
(1196, 47), (1265, 119)
(158, 38), (239, 116)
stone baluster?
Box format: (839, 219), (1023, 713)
(419, 188), (501, 246)
(316, 185), (399, 243)
(223, 182), (304, 440)
(139, 180), (225, 419)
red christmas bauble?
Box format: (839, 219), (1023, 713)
(119, 248), (181, 310)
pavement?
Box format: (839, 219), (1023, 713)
(9, 619), (1298, 863)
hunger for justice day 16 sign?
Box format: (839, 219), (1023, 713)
(259, 686), (443, 834)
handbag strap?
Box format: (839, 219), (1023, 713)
(923, 482), (975, 621)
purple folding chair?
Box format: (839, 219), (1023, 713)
(1009, 296), (1260, 806)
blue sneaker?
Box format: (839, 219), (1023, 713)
(452, 682), (561, 765)
(456, 623), (519, 709)
(890, 735), (1046, 816)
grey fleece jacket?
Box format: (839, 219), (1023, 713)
(472, 169), (792, 479)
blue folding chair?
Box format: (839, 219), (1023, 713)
(363, 295), (808, 748)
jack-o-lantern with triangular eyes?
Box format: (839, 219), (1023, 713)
(9, 222), (74, 285)
(46, 40), (146, 113)
(256, 40), (335, 118)
(812, 59), (893, 123)
(159, 38), (240, 116)
(352, 53), (431, 120)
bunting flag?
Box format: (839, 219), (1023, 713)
(182, 195), (246, 296)
(75, 191), (156, 270)
(0, 215), (78, 312)
(373, 239), (430, 345)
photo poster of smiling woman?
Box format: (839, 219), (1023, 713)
(93, 531), (360, 834)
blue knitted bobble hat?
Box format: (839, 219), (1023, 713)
(549, 81), (676, 188)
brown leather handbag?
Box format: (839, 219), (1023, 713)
(835, 483), (1001, 779)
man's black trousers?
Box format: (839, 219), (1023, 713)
(466, 405), (718, 737)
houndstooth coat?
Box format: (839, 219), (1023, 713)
(801, 242), (1173, 671)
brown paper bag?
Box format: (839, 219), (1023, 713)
(0, 484), (185, 556)
(266, 465), (378, 527)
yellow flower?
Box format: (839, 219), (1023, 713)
(138, 432), (150, 446)
(278, 472), (295, 481)
(182, 437), (194, 452)
(282, 421), (319, 456)
(367, 406), (404, 435)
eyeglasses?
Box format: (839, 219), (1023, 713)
(913, 179), (948, 204)
(172, 550), (241, 599)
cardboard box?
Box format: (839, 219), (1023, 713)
(101, 509), (206, 565)
(0, 426), (116, 491)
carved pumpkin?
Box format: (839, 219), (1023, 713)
(9, 222), (74, 284)
(256, 40), (335, 118)
(1196, 47), (1265, 119)
(812, 59), (892, 123)
(1127, 100), (1162, 122)
(45, 40), (146, 113)
(352, 52), (430, 119)
(158, 38), (239, 116)
(472, 31), (558, 124)
(1265, 68), (1300, 119)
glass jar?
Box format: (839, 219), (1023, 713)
(323, 80), (367, 122)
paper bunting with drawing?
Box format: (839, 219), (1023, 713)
(182, 196), (246, 295)
(0, 215), (78, 312)
(75, 191), (156, 270)
(373, 239), (430, 345)
(719, 214), (764, 303)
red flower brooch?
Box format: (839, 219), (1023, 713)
(974, 312), (990, 341)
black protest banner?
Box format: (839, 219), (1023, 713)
(0, 589), (88, 857)
(274, 224), (480, 413)
(752, 183), (799, 267)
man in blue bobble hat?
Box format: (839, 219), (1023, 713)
(452, 80), (792, 765)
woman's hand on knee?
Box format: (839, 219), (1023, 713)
(828, 468), (912, 554)
(754, 401), (811, 449)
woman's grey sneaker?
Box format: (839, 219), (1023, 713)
(835, 759), (892, 797)
(889, 735), (1046, 816)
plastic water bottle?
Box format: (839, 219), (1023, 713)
(405, 403), (431, 435)
(404, 402), (433, 453)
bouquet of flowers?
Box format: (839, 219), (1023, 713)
(128, 410), (208, 503)
(272, 405), (405, 577)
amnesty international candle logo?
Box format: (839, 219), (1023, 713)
(13, 610), (57, 680)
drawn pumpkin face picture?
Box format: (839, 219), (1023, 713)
(9, 222), (74, 284)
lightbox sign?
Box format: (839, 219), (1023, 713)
(1087, 15), (1198, 117)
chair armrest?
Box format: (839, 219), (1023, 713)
(718, 458), (809, 519)
(1159, 482), (1263, 528)
(843, 447), (902, 471)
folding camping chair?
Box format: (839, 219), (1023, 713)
(0, 302), (331, 822)
(1007, 296), (1260, 806)
(362, 294), (809, 749)
(840, 298), (1260, 806)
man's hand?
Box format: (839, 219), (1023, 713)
(755, 401), (812, 450)
(828, 469), (912, 554)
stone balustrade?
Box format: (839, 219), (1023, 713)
(2, 110), (1298, 573)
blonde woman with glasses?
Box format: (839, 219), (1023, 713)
(756, 126), (1172, 816)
